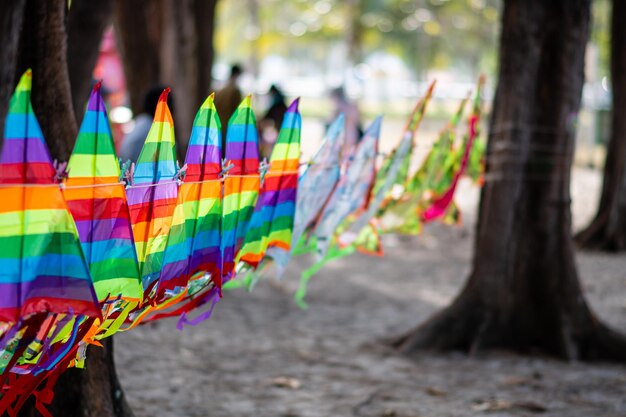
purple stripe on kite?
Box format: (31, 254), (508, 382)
(185, 144), (221, 166)
(0, 276), (97, 309)
(126, 182), (178, 205)
(0, 137), (52, 163)
(75, 217), (134, 241)
(87, 95), (102, 111)
(226, 141), (259, 161)
(260, 188), (296, 206)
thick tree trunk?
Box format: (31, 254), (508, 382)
(114, 0), (218, 156)
(67, 0), (114, 122)
(13, 1), (135, 416)
(394, 0), (626, 361)
(112, 0), (163, 116)
(16, 0), (77, 161)
(576, 0), (626, 251)
(0, 0), (26, 145)
(194, 0), (218, 106)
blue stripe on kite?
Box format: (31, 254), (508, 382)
(225, 124), (257, 143)
(0, 254), (90, 283)
(4, 114), (44, 139)
(189, 126), (221, 147)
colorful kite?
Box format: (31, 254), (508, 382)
(220, 96), (260, 283)
(0, 70), (100, 392)
(269, 113), (345, 276)
(157, 93), (223, 298)
(422, 77), (484, 222)
(296, 117), (382, 305)
(338, 82), (435, 249)
(126, 89), (178, 296)
(64, 82), (142, 309)
(237, 98), (301, 270)
(0, 70), (100, 323)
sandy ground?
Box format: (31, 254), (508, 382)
(115, 167), (626, 417)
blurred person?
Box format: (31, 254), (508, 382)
(215, 64), (243, 146)
(119, 86), (174, 163)
(329, 86), (362, 156)
(259, 84), (288, 158)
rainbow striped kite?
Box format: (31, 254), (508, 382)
(339, 82), (435, 248)
(238, 98), (301, 269)
(220, 96), (260, 282)
(64, 82), (142, 306)
(158, 94), (222, 297)
(0, 69), (101, 376)
(0, 70), (99, 322)
(126, 89), (178, 296)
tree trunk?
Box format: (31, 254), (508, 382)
(67, 0), (114, 122)
(0, 0), (26, 146)
(114, 0), (218, 156)
(16, 0), (77, 161)
(112, 0), (163, 116)
(12, 1), (135, 416)
(575, 0), (626, 251)
(394, 0), (626, 361)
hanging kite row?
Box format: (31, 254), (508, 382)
(0, 70), (484, 415)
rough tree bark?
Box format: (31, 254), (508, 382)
(67, 0), (115, 122)
(15, 0), (77, 161)
(114, 0), (219, 155)
(576, 0), (626, 251)
(12, 1), (135, 416)
(0, 0), (26, 144)
(112, 0), (163, 116)
(394, 0), (626, 361)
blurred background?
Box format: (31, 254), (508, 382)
(94, 0), (612, 166)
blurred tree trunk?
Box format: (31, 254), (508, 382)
(15, 0), (77, 161)
(67, 0), (114, 122)
(0, 0), (26, 145)
(394, 0), (626, 361)
(114, 0), (219, 155)
(576, 0), (626, 251)
(12, 1), (135, 416)
(345, 0), (363, 68)
(112, 0), (163, 117)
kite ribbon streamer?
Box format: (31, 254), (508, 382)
(421, 115), (478, 221)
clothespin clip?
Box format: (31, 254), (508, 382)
(119, 159), (132, 183)
(175, 163), (188, 184)
(124, 162), (135, 186)
(259, 158), (270, 176)
(53, 160), (68, 182)
(221, 158), (234, 179)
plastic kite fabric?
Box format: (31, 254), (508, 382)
(64, 82), (142, 305)
(269, 113), (345, 276)
(421, 77), (484, 222)
(338, 81), (435, 249)
(380, 95), (470, 234)
(0, 71), (488, 415)
(238, 98), (301, 270)
(0, 71), (100, 405)
(157, 94), (223, 298)
(311, 116), (382, 260)
(126, 89), (178, 296)
(0, 70), (100, 323)
(220, 96), (260, 282)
